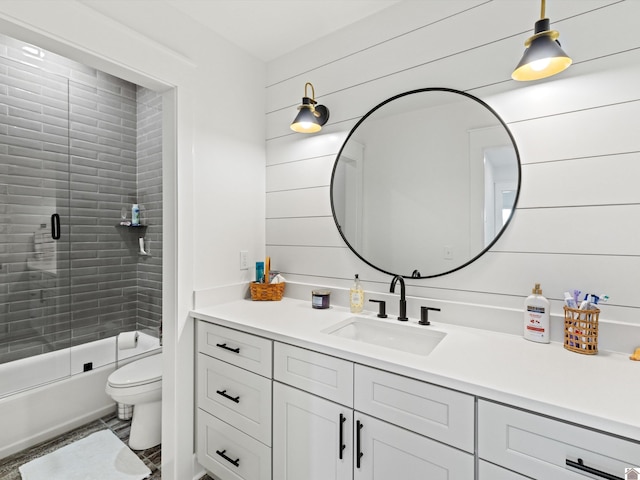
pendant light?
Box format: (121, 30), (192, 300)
(512, 0), (572, 81)
(290, 82), (330, 133)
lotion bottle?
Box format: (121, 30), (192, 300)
(350, 274), (364, 313)
(524, 283), (550, 343)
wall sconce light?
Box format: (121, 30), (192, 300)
(290, 82), (330, 133)
(512, 0), (572, 81)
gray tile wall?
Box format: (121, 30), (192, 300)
(136, 87), (162, 333)
(0, 34), (162, 365)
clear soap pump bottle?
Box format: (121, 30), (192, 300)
(350, 274), (364, 313)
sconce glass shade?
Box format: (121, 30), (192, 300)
(512, 17), (572, 81)
(290, 83), (330, 133)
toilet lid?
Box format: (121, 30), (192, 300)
(109, 354), (162, 388)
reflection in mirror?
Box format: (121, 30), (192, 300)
(331, 88), (520, 278)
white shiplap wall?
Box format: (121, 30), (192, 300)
(265, 0), (640, 348)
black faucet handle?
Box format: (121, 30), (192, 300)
(369, 299), (387, 318)
(419, 306), (441, 326)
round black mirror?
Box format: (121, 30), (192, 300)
(330, 88), (521, 278)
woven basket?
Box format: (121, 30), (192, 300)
(250, 281), (285, 301)
(563, 306), (599, 355)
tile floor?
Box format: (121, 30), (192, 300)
(0, 409), (214, 480)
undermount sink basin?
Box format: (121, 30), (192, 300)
(323, 317), (446, 356)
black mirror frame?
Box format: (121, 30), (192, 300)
(329, 87), (522, 279)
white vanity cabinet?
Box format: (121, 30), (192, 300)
(272, 342), (475, 480)
(196, 322), (273, 480)
(193, 311), (638, 480)
(478, 400), (640, 480)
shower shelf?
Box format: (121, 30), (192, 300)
(116, 224), (147, 229)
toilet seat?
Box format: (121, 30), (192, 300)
(108, 354), (162, 389)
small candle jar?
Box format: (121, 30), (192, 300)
(311, 290), (331, 309)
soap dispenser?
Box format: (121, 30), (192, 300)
(350, 274), (364, 314)
(524, 283), (550, 343)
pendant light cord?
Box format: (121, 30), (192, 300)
(540, 0), (546, 19)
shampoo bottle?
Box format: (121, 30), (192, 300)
(524, 283), (550, 343)
(131, 204), (140, 226)
(350, 274), (364, 313)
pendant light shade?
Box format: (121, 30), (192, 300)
(512, 0), (572, 81)
(290, 82), (330, 133)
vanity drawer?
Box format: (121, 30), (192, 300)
(198, 321), (272, 377)
(354, 365), (474, 452)
(197, 354), (272, 445)
(197, 409), (271, 480)
(273, 342), (353, 407)
(478, 400), (640, 479)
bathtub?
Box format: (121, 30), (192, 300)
(0, 331), (160, 460)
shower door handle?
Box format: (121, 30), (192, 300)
(51, 213), (61, 240)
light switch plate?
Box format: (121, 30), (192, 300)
(240, 250), (249, 270)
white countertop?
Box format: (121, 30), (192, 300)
(191, 297), (640, 442)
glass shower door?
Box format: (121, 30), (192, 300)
(0, 54), (71, 395)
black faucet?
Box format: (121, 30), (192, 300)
(389, 275), (408, 321)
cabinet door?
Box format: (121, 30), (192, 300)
(273, 382), (353, 480)
(353, 412), (474, 480)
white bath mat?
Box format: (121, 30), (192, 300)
(18, 429), (151, 480)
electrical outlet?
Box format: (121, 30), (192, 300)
(239, 250), (249, 270)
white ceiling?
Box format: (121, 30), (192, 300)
(165, 0), (401, 62)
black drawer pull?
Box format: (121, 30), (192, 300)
(216, 449), (240, 467)
(356, 420), (364, 468)
(216, 389), (240, 403)
(566, 458), (622, 480)
(339, 413), (346, 459)
(216, 343), (240, 353)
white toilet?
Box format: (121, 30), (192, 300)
(106, 353), (162, 450)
